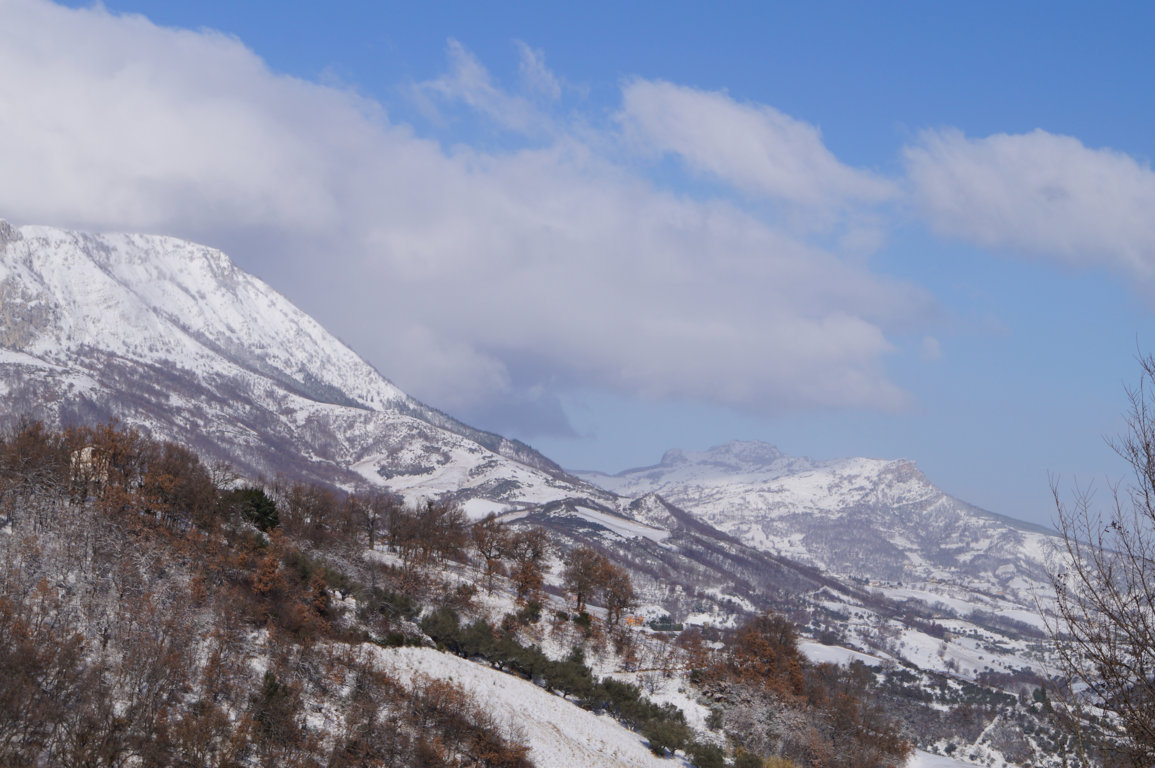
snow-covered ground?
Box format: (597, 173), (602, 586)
(370, 646), (686, 768)
(909, 751), (982, 768)
(799, 640), (886, 667)
(369, 645), (988, 768)
(563, 504), (671, 543)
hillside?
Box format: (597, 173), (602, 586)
(0, 420), (928, 768)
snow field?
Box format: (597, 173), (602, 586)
(372, 646), (687, 768)
(798, 640), (886, 667)
(909, 750), (984, 768)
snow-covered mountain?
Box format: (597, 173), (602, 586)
(579, 441), (1060, 616)
(0, 220), (872, 611)
(0, 220), (607, 516)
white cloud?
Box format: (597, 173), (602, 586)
(0, 0), (929, 431)
(0, 0), (384, 236)
(414, 39), (549, 135)
(921, 336), (942, 362)
(618, 79), (896, 207)
(516, 41), (561, 101)
(905, 128), (1155, 279)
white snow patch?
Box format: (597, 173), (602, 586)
(799, 641), (885, 667)
(460, 498), (510, 519)
(565, 506), (671, 543)
(0, 348), (62, 368)
(909, 750), (982, 767)
(370, 646), (682, 768)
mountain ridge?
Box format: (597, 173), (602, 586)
(0, 221), (577, 511)
(578, 439), (1060, 616)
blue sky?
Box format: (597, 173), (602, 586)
(5, 1), (1155, 526)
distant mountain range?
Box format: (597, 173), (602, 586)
(579, 441), (1058, 612)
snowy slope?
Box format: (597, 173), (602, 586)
(0, 220), (609, 513)
(580, 441), (1060, 616)
(1, 223), (404, 409)
(909, 752), (983, 768)
(370, 646), (681, 768)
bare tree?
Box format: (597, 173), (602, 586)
(601, 562), (635, 627)
(343, 491), (399, 551)
(470, 515), (508, 593)
(562, 545), (609, 614)
(419, 500), (467, 564)
(505, 528), (550, 604)
(1049, 352), (1155, 766)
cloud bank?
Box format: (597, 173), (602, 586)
(12, 0), (1094, 438)
(619, 80), (896, 207)
(906, 128), (1155, 280)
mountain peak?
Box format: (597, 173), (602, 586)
(704, 440), (785, 467)
(0, 220), (20, 249)
(3, 223), (409, 411)
(659, 441), (786, 470)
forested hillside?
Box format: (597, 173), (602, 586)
(0, 420), (913, 768)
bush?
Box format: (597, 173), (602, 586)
(282, 548), (354, 598)
(642, 717), (690, 756)
(763, 758), (798, 768)
(359, 586), (421, 643)
(229, 486), (279, 531)
(648, 615), (685, 632)
(456, 619), (495, 658)
(686, 740), (725, 768)
(706, 707), (724, 731)
(421, 606), (462, 651)
(447, 582), (478, 610)
(545, 649), (596, 700)
(516, 600), (542, 625)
